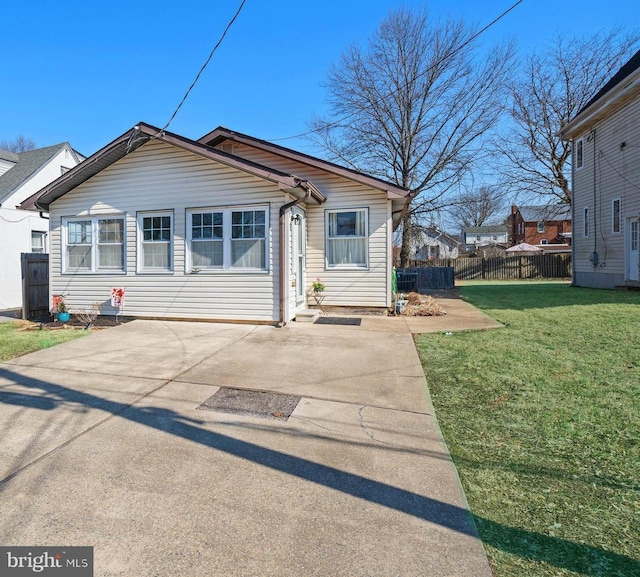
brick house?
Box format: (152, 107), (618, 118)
(510, 205), (572, 247)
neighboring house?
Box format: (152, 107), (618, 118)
(560, 49), (640, 289)
(510, 204), (572, 247)
(413, 226), (460, 259)
(461, 225), (509, 252)
(0, 143), (84, 309)
(23, 123), (409, 324)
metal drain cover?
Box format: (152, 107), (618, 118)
(198, 387), (301, 420)
(315, 316), (362, 326)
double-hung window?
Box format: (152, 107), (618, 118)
(138, 212), (173, 272)
(186, 206), (267, 271)
(612, 198), (621, 234)
(31, 231), (46, 253)
(326, 208), (368, 268)
(575, 139), (584, 170)
(63, 216), (125, 273)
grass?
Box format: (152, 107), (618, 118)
(0, 320), (88, 362)
(415, 281), (640, 577)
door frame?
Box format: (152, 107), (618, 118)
(626, 216), (639, 282)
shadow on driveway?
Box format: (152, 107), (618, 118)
(1, 366), (638, 576)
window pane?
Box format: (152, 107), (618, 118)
(152, 217), (161, 228)
(99, 219), (123, 243)
(98, 245), (123, 269)
(31, 232), (45, 253)
(68, 220), (92, 244)
(192, 240), (223, 267)
(231, 239), (265, 268)
(143, 242), (170, 269)
(203, 213), (212, 226)
(67, 245), (92, 269)
(327, 238), (366, 266)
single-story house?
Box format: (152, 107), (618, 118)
(0, 143), (84, 310)
(560, 49), (640, 289)
(413, 226), (461, 260)
(23, 123), (409, 324)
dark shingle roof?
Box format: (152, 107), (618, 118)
(0, 144), (68, 204)
(0, 149), (20, 163)
(578, 49), (640, 117)
(518, 205), (571, 222)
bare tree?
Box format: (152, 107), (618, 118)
(500, 29), (639, 205)
(0, 135), (37, 152)
(310, 7), (515, 267)
(450, 185), (506, 229)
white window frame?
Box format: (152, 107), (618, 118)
(540, 239), (548, 245)
(584, 206), (590, 238)
(185, 205), (269, 273)
(575, 138), (584, 170)
(62, 216), (126, 274)
(137, 211), (174, 273)
(325, 208), (369, 269)
(537, 221), (545, 233)
(612, 198), (621, 234)
(31, 231), (47, 253)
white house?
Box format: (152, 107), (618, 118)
(24, 123), (409, 324)
(461, 225), (509, 252)
(0, 143), (83, 310)
(560, 49), (640, 289)
(413, 226), (460, 260)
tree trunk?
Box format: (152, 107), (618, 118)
(400, 212), (412, 268)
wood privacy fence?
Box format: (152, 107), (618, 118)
(403, 253), (571, 281)
(21, 253), (49, 320)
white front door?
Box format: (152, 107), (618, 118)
(292, 210), (306, 304)
(628, 218), (639, 282)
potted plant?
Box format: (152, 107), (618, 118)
(312, 278), (326, 293)
(56, 297), (70, 322)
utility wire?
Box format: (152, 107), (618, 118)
(161, 0), (247, 133)
(269, 0), (525, 143)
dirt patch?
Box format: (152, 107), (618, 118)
(22, 315), (134, 331)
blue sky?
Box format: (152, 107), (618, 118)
(2, 0), (639, 156)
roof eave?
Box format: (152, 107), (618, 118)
(28, 123), (327, 211)
(561, 72), (640, 140)
(200, 127), (410, 199)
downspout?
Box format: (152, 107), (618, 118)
(278, 184), (312, 327)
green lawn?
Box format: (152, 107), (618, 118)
(0, 321), (88, 362)
(416, 281), (640, 577)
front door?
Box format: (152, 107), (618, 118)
(292, 209), (306, 304)
(628, 218), (639, 282)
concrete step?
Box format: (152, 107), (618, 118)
(295, 309), (321, 323)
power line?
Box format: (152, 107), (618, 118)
(161, 0), (247, 133)
(268, 0), (525, 143)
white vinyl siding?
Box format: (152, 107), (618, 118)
(62, 216), (125, 273)
(48, 141), (281, 321)
(571, 94), (640, 286)
(224, 142), (391, 307)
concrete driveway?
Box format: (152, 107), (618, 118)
(0, 313), (495, 576)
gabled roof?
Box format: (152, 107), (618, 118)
(23, 123), (326, 211)
(0, 143), (71, 205)
(417, 226), (461, 246)
(561, 49), (640, 139)
(0, 150), (19, 163)
(517, 204), (571, 222)
(199, 126), (410, 200)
